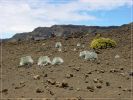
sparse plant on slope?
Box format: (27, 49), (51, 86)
(52, 57), (64, 65)
(79, 50), (98, 60)
(77, 43), (81, 47)
(79, 51), (90, 59)
(84, 51), (98, 61)
(55, 42), (62, 48)
(38, 56), (51, 66)
(90, 37), (117, 49)
(19, 56), (34, 66)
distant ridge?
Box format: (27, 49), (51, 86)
(2, 22), (133, 42)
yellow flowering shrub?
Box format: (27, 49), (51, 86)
(90, 37), (117, 49)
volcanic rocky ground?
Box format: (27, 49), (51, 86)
(0, 24), (133, 100)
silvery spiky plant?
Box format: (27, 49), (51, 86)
(38, 56), (51, 66)
(55, 42), (62, 48)
(52, 57), (64, 65)
(19, 56), (34, 66)
(84, 51), (98, 61)
(79, 51), (98, 60)
(77, 43), (81, 47)
(79, 51), (90, 59)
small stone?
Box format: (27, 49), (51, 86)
(96, 83), (102, 89)
(118, 93), (121, 95)
(20, 81), (25, 85)
(47, 79), (56, 85)
(128, 89), (132, 92)
(123, 88), (128, 91)
(84, 74), (89, 78)
(44, 74), (48, 77)
(73, 67), (80, 71)
(106, 62), (110, 65)
(120, 67), (124, 70)
(123, 88), (132, 92)
(69, 86), (74, 90)
(96, 61), (100, 64)
(115, 55), (120, 58)
(33, 75), (41, 80)
(85, 81), (88, 83)
(93, 78), (98, 83)
(66, 73), (73, 78)
(129, 71), (133, 76)
(87, 86), (95, 92)
(87, 72), (92, 74)
(106, 82), (110, 86)
(55, 82), (62, 87)
(100, 70), (105, 73)
(119, 73), (126, 77)
(49, 90), (54, 95)
(62, 82), (68, 88)
(42, 43), (45, 46)
(15, 84), (25, 89)
(1, 89), (8, 93)
(118, 86), (122, 89)
(99, 80), (103, 83)
(110, 69), (119, 73)
(76, 88), (80, 91)
(36, 88), (44, 93)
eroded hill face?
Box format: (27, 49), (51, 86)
(9, 24), (122, 41)
(0, 23), (132, 99)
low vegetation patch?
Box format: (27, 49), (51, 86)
(90, 37), (117, 49)
(19, 56), (34, 66)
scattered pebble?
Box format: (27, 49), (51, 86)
(44, 74), (48, 77)
(73, 67), (80, 71)
(65, 73), (73, 78)
(76, 88), (80, 91)
(20, 81), (25, 85)
(115, 55), (120, 58)
(85, 74), (89, 78)
(110, 69), (119, 73)
(85, 80), (89, 83)
(1, 89), (8, 94)
(42, 43), (45, 46)
(69, 86), (74, 90)
(55, 82), (62, 88)
(118, 86), (122, 89)
(33, 75), (41, 80)
(15, 84), (25, 89)
(47, 79), (56, 85)
(56, 81), (69, 88)
(96, 61), (100, 64)
(49, 90), (54, 95)
(119, 73), (126, 77)
(93, 78), (99, 83)
(120, 67), (124, 70)
(36, 88), (44, 93)
(87, 86), (95, 92)
(122, 88), (132, 92)
(62, 81), (69, 88)
(129, 71), (133, 76)
(96, 83), (102, 89)
(87, 72), (92, 74)
(106, 82), (110, 86)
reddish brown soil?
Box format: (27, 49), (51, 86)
(0, 26), (132, 100)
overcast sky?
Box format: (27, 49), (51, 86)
(0, 0), (132, 39)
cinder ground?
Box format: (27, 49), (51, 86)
(0, 25), (133, 100)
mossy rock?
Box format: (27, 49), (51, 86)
(90, 37), (117, 49)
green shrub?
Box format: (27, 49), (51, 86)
(90, 37), (117, 49)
